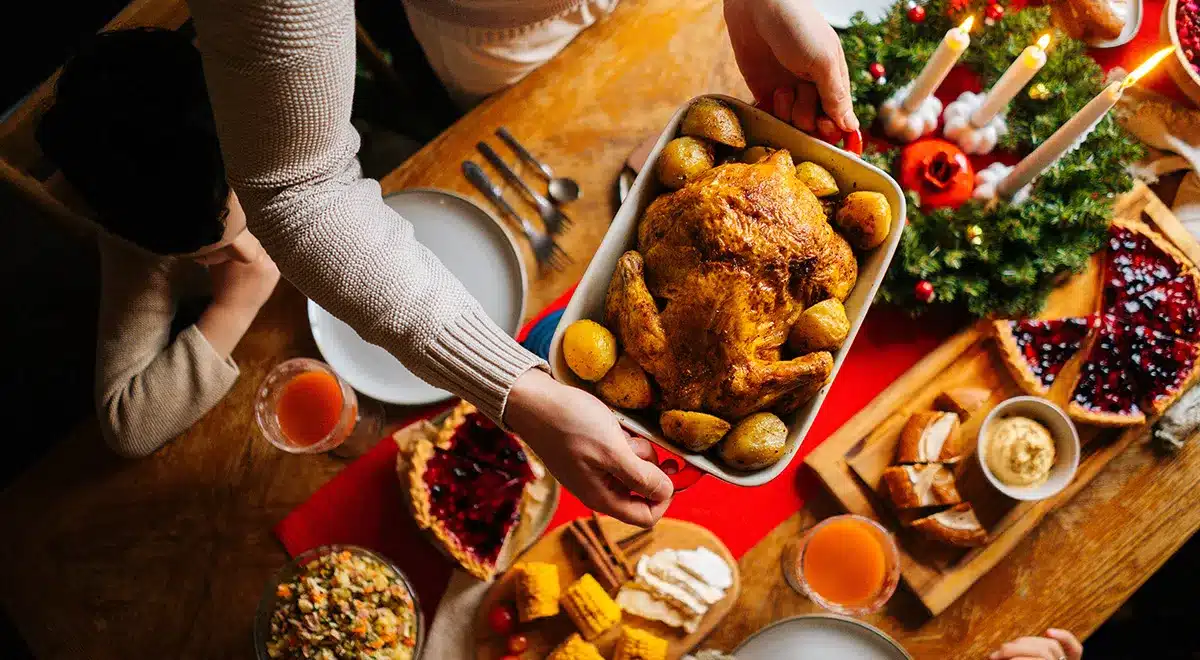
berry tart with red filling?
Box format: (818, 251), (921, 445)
(406, 401), (545, 580)
(994, 316), (1094, 396)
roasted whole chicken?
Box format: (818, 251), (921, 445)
(605, 149), (858, 420)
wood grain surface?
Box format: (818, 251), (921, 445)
(1, 0), (1198, 658)
(473, 517), (738, 659)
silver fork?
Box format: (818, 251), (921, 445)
(476, 142), (573, 235)
(462, 161), (570, 272)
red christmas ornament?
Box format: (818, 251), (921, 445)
(985, 3), (1005, 21)
(907, 4), (927, 22)
(915, 280), (936, 303)
(898, 139), (976, 209)
(869, 62), (887, 79)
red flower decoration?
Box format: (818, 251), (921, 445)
(899, 139), (976, 209)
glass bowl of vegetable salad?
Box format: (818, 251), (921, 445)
(255, 545), (424, 660)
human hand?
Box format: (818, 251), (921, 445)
(504, 369), (673, 527)
(990, 629), (1083, 660)
(724, 0), (857, 133)
(208, 233), (281, 313)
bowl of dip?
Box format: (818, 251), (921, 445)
(977, 396), (1080, 501)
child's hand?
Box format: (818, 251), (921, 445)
(990, 629), (1083, 660)
(209, 239), (281, 313)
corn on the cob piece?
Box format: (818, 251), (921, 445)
(548, 633), (605, 660)
(613, 626), (669, 660)
(514, 561), (560, 621)
(561, 574), (621, 640)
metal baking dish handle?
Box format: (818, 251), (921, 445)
(649, 442), (705, 492)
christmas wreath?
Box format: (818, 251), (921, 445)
(842, 0), (1144, 316)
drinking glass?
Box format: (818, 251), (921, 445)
(254, 358), (381, 454)
(781, 514), (901, 616)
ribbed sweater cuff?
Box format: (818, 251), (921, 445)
(423, 307), (547, 426)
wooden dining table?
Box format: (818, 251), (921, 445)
(3, 0), (1199, 657)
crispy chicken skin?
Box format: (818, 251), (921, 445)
(606, 150), (849, 419)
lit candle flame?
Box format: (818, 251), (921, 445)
(1120, 47), (1176, 90)
(959, 16), (975, 32)
(1036, 33), (1052, 50)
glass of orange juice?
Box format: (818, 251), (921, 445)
(782, 514), (900, 616)
(254, 358), (380, 454)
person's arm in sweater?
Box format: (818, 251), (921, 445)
(186, 0), (672, 526)
(95, 240), (242, 458)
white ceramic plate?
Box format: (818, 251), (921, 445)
(308, 189), (527, 405)
(1090, 0), (1143, 48)
(735, 614), (912, 659)
(549, 95), (906, 487)
(814, 0), (893, 28)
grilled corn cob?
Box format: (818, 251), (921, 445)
(548, 633), (605, 660)
(613, 626), (669, 660)
(514, 561), (560, 621)
(561, 574), (621, 640)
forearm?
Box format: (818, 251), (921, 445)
(196, 302), (258, 359)
(97, 325), (239, 458)
(189, 0), (543, 423)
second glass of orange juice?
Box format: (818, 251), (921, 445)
(782, 514), (900, 616)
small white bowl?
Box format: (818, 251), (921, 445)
(977, 396), (1081, 501)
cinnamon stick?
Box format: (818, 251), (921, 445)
(616, 526), (654, 549)
(590, 513), (633, 577)
(568, 520), (623, 592)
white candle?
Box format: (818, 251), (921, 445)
(997, 47), (1176, 199)
(902, 16), (974, 113)
(970, 34), (1051, 127)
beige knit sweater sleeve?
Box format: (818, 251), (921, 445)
(95, 236), (240, 458)
(187, 0), (544, 423)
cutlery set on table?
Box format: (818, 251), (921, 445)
(463, 128), (577, 273)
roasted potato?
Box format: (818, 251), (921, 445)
(789, 299), (850, 353)
(680, 98), (747, 148)
(834, 191), (892, 250)
(595, 354), (653, 409)
(660, 410), (731, 452)
(656, 137), (715, 190)
(795, 161), (839, 197)
(718, 412), (788, 470)
(562, 319), (618, 381)
(740, 145), (774, 164)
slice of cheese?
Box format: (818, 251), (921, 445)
(616, 584), (702, 634)
(640, 551), (725, 605)
(635, 556), (707, 617)
(675, 547), (733, 590)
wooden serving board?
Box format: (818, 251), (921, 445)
(806, 181), (1200, 616)
(473, 517), (740, 659)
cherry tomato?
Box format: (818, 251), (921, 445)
(487, 603), (517, 636)
(507, 633), (530, 653)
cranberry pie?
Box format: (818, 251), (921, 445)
(995, 221), (1199, 427)
(407, 401), (537, 580)
(994, 317), (1094, 396)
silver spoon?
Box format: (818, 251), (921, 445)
(496, 127), (581, 205)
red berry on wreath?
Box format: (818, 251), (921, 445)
(898, 139), (975, 209)
(869, 62), (886, 79)
(915, 280), (936, 304)
(487, 603), (517, 636)
(985, 3), (1005, 21)
(907, 4), (927, 22)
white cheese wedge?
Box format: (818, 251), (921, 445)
(635, 556), (708, 617)
(640, 551), (725, 605)
(675, 547), (733, 590)
(616, 583), (702, 633)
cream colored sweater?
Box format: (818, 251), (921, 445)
(186, 0), (543, 425)
(96, 233), (240, 458)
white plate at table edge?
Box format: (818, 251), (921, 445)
(307, 188), (528, 406)
(734, 614), (912, 660)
